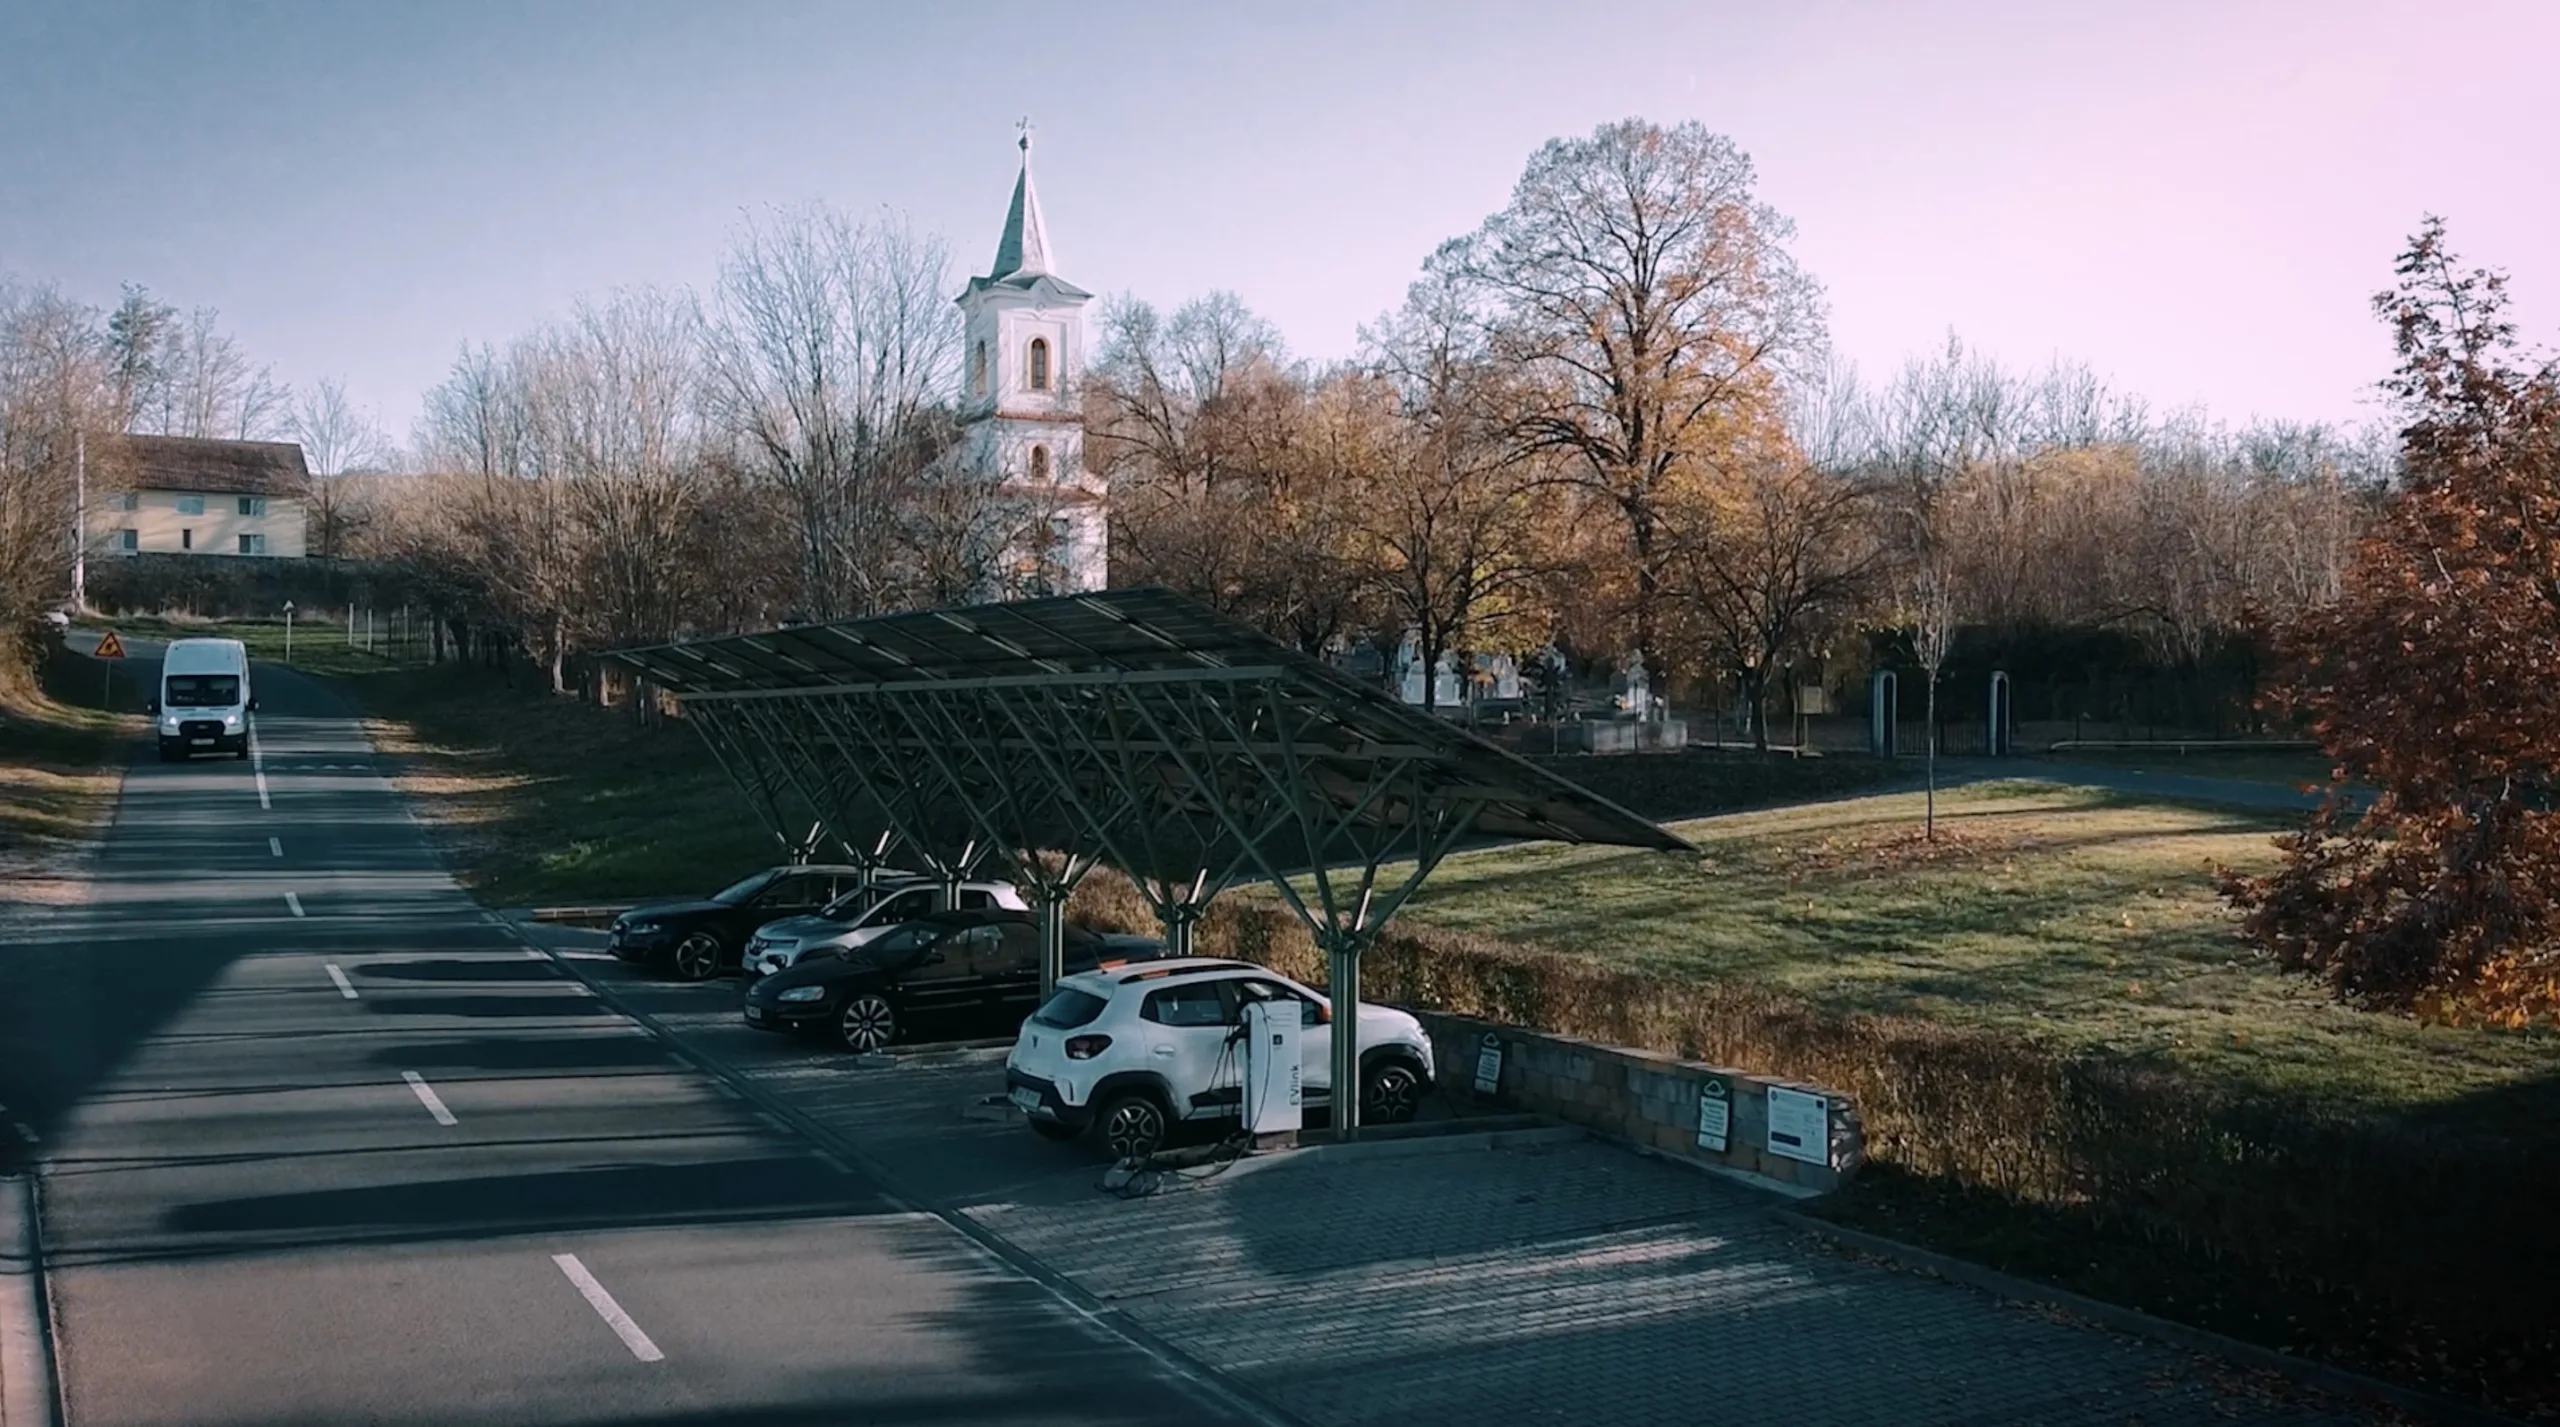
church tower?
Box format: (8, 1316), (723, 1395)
(954, 127), (1107, 595)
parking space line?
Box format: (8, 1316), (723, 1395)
(284, 892), (304, 918)
(400, 1071), (457, 1126)
(325, 964), (358, 999)
(11, 1125), (34, 1145)
(523, 946), (548, 961)
(551, 1254), (664, 1362)
(269, 836), (283, 857)
(250, 716), (270, 809)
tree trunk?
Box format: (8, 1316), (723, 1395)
(1925, 670), (1939, 841)
(1743, 667), (1770, 752)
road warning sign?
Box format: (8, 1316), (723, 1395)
(94, 630), (126, 660)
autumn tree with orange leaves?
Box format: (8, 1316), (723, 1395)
(2224, 219), (2560, 1024)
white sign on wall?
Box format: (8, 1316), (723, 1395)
(1765, 1085), (1830, 1166)
(1695, 1076), (1731, 1153)
(1472, 1035), (1504, 1096)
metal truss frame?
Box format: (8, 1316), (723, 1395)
(612, 589), (1684, 1136)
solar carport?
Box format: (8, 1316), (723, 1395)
(610, 588), (1687, 1135)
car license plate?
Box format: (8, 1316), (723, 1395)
(744, 1005), (764, 1022)
(190, 738), (214, 746)
(1009, 1087), (1041, 1113)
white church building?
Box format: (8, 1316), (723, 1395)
(952, 131), (1109, 596)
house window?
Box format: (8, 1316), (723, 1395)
(971, 341), (988, 398)
(238, 533), (267, 555)
(180, 528), (193, 551)
(1050, 515), (1072, 542)
(1028, 445), (1049, 483)
(1028, 337), (1050, 391)
(113, 492), (137, 512)
(174, 495), (206, 516)
(238, 496), (267, 516)
(116, 528), (137, 552)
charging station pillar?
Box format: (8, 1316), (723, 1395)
(1241, 999), (1303, 1135)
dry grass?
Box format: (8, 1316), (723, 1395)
(0, 647), (138, 917)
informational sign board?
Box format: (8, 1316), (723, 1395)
(1695, 1075), (1730, 1153)
(1766, 1085), (1830, 1166)
(94, 630), (125, 659)
(1472, 1034), (1504, 1096)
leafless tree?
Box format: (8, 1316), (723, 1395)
(289, 377), (390, 561)
(133, 306), (289, 441)
(0, 280), (110, 638)
(704, 204), (962, 621)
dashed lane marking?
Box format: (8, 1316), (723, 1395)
(285, 892), (304, 918)
(552, 1254), (665, 1363)
(326, 964), (358, 999)
(269, 836), (283, 857)
(401, 1071), (457, 1126)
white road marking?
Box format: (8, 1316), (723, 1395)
(325, 964), (358, 999)
(284, 892), (304, 918)
(250, 716), (270, 809)
(269, 836), (283, 857)
(551, 1254), (664, 1363)
(523, 946), (548, 961)
(401, 1071), (457, 1126)
(11, 1124), (35, 1145)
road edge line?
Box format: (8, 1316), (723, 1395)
(513, 927), (1310, 1427)
(0, 1175), (62, 1427)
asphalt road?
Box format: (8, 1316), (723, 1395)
(1, 653), (1251, 1427)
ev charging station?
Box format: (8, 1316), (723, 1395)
(1240, 999), (1303, 1136)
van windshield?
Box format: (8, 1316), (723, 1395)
(164, 674), (240, 707)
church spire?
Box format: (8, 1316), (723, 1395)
(988, 121), (1053, 281)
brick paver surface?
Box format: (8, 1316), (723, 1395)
(529, 923), (2377, 1427)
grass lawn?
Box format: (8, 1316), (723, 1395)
(83, 613), (427, 680)
(0, 647), (142, 914)
(349, 666), (780, 907)
(1397, 780), (2554, 1112)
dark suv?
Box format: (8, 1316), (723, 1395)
(606, 865), (864, 980)
(742, 909), (1165, 1052)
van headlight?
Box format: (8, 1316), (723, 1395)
(160, 716), (180, 732)
(223, 712), (243, 728)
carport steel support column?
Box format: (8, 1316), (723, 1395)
(1323, 930), (1363, 1138)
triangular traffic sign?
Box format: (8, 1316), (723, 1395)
(94, 631), (125, 660)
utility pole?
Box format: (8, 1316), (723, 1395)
(71, 430), (87, 612)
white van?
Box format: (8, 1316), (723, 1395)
(151, 637), (256, 761)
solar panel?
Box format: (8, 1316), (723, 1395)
(609, 587), (1690, 881)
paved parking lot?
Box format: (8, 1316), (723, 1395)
(519, 918), (2384, 1427)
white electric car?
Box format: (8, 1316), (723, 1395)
(1004, 959), (1434, 1160)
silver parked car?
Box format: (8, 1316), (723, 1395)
(744, 877), (1030, 977)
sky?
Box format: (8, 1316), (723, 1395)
(2, 0), (2552, 446)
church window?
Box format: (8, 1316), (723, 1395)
(1028, 337), (1051, 391)
(971, 340), (988, 398)
(1029, 445), (1050, 482)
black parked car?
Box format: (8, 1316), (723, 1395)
(607, 865), (866, 980)
(743, 909), (1165, 1052)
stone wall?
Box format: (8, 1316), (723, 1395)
(1412, 1009), (1865, 1193)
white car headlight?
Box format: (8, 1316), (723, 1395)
(776, 985), (826, 1003)
(223, 712), (243, 727)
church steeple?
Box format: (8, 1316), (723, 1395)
(988, 123), (1053, 281)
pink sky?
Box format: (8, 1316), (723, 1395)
(3, 0), (2550, 439)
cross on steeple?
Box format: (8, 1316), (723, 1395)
(1016, 116), (1033, 153)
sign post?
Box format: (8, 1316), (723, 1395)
(284, 601), (295, 662)
(94, 628), (125, 708)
